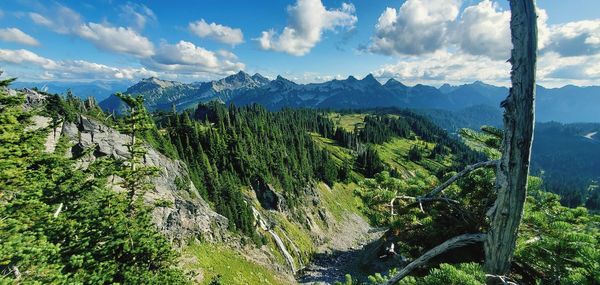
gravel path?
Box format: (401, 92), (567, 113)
(297, 226), (386, 284)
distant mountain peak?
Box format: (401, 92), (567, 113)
(384, 78), (407, 88)
(438, 83), (456, 94)
(346, 75), (358, 81)
(361, 74), (380, 85)
(275, 75), (288, 81)
(252, 73), (267, 79)
(228, 70), (251, 81)
(251, 73), (270, 84)
(134, 77), (178, 89)
(273, 75), (296, 86)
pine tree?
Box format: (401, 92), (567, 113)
(115, 93), (159, 214)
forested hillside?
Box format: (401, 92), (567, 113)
(2, 79), (598, 285)
(531, 122), (600, 209)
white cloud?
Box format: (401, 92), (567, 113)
(151, 41), (218, 67)
(29, 4), (154, 58)
(545, 20), (600, 57)
(369, 0), (600, 86)
(0, 48), (156, 80)
(119, 3), (156, 30)
(0, 49), (56, 68)
(28, 12), (53, 27)
(258, 0), (357, 56)
(143, 41), (244, 76)
(538, 52), (600, 85)
(369, 0), (460, 56)
(28, 6), (82, 34)
(189, 19), (244, 45)
(75, 23), (155, 57)
(217, 49), (238, 60)
(455, 0), (511, 59)
(0, 28), (40, 46)
(373, 50), (511, 86)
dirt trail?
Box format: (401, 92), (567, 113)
(297, 213), (386, 284)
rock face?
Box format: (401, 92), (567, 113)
(251, 178), (287, 211)
(59, 114), (229, 242)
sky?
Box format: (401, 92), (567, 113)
(0, 0), (599, 87)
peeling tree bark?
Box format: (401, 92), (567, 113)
(484, 0), (537, 282)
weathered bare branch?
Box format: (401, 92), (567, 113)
(424, 160), (499, 198)
(389, 195), (460, 215)
(53, 203), (63, 218)
(388, 160), (498, 215)
(382, 233), (487, 285)
(485, 274), (518, 285)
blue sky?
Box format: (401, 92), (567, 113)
(0, 0), (599, 87)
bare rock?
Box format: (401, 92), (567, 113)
(62, 114), (229, 242)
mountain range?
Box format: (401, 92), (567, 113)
(91, 71), (597, 123)
(12, 80), (131, 101)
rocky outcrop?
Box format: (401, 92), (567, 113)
(17, 88), (229, 242)
(59, 114), (229, 242)
(251, 178), (287, 211)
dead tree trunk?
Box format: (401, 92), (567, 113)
(484, 0), (537, 281)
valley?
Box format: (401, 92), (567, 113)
(2, 0), (599, 283)
(2, 75), (599, 284)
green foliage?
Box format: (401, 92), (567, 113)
(515, 177), (599, 285)
(355, 145), (385, 177)
(408, 145), (422, 162)
(398, 263), (486, 285)
(0, 85), (187, 283)
(459, 126), (502, 159)
(163, 104), (342, 237)
(116, 93), (161, 213)
(183, 243), (287, 285)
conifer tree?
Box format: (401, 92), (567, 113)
(115, 93), (159, 214)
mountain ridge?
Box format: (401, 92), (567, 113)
(91, 72), (600, 123)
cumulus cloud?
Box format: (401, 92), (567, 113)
(0, 49), (56, 68)
(539, 52), (600, 83)
(29, 4), (154, 57)
(0, 28), (40, 46)
(76, 23), (155, 57)
(189, 19), (244, 45)
(454, 0), (511, 59)
(373, 50), (511, 86)
(258, 0), (357, 56)
(151, 41), (218, 67)
(143, 41), (244, 76)
(545, 20), (600, 57)
(0, 48), (156, 80)
(119, 3), (157, 30)
(368, 0), (600, 86)
(369, 0), (460, 56)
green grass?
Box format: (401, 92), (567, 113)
(374, 138), (451, 178)
(317, 182), (365, 221)
(182, 243), (288, 285)
(310, 132), (354, 165)
(272, 215), (316, 267)
(328, 113), (366, 132)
